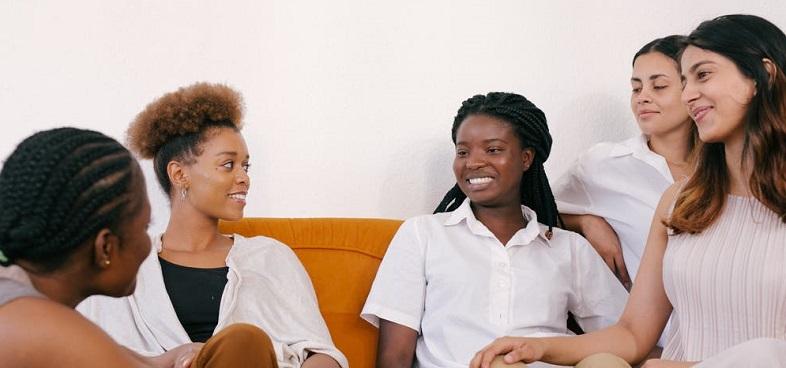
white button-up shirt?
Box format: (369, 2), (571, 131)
(361, 199), (627, 368)
(553, 134), (674, 282)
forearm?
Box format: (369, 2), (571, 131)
(301, 353), (341, 368)
(541, 323), (645, 365)
(560, 214), (585, 234)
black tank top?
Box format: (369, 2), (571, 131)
(159, 257), (229, 343)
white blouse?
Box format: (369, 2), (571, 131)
(361, 199), (627, 368)
(553, 134), (674, 282)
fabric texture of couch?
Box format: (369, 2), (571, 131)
(219, 217), (403, 368)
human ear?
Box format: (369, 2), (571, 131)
(92, 228), (117, 269)
(762, 58), (778, 86)
(167, 161), (190, 191)
(521, 148), (535, 171)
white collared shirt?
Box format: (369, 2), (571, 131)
(553, 134), (674, 282)
(361, 199), (627, 368)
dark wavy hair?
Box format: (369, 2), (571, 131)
(669, 14), (786, 233)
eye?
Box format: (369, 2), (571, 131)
(697, 70), (711, 81)
(487, 147), (503, 154)
(222, 161), (234, 170)
(653, 85), (667, 90)
(632, 87), (641, 93)
(456, 149), (468, 157)
(242, 163), (251, 173)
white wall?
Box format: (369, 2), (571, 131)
(2, 1), (784, 234)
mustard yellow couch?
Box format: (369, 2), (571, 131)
(219, 217), (403, 368)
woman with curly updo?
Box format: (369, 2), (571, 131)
(1, 127), (277, 368)
(79, 83), (347, 368)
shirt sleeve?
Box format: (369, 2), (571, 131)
(360, 217), (426, 333)
(252, 242), (349, 368)
(567, 233), (628, 332)
(553, 154), (594, 215)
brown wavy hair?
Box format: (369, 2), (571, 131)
(669, 15), (786, 234)
(126, 82), (245, 196)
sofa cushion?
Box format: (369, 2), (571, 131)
(219, 217), (402, 368)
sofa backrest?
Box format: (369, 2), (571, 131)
(219, 217), (403, 368)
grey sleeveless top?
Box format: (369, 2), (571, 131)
(0, 265), (43, 306)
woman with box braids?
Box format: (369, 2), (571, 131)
(0, 128), (139, 271)
(364, 92), (627, 368)
(434, 92), (561, 232)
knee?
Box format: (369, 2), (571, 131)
(576, 352), (631, 368)
(218, 323), (274, 350)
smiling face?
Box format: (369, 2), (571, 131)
(453, 114), (533, 208)
(630, 52), (693, 137)
(681, 45), (757, 143)
(181, 127), (251, 221)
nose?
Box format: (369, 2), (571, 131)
(236, 168), (250, 186)
(466, 153), (487, 169)
(681, 80), (699, 106)
(635, 88), (652, 105)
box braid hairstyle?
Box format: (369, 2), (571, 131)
(126, 82), (244, 197)
(0, 128), (142, 271)
(434, 92), (561, 232)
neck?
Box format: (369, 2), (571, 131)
(647, 125), (693, 165)
(471, 201), (527, 245)
(164, 201), (223, 252)
(20, 263), (89, 308)
(724, 131), (752, 196)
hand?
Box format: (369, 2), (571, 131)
(172, 343), (204, 368)
(470, 337), (545, 368)
(640, 359), (697, 368)
(579, 215), (631, 290)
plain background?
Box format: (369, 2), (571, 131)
(2, 1), (785, 234)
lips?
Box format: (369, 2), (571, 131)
(691, 106), (712, 122)
(228, 192), (247, 202)
(638, 109), (659, 118)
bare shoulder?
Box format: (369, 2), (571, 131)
(0, 297), (144, 368)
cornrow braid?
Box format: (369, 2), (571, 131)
(434, 92), (561, 231)
(0, 127), (141, 271)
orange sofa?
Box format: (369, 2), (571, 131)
(219, 217), (403, 368)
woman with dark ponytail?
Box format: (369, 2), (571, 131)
(0, 128), (276, 368)
(362, 92), (627, 368)
(472, 14), (786, 368)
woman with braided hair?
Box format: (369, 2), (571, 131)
(0, 127), (277, 367)
(361, 92), (627, 368)
(78, 83), (346, 368)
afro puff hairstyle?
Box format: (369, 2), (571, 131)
(126, 82), (245, 196)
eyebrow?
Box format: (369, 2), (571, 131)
(688, 60), (716, 73)
(215, 151), (250, 159)
(456, 138), (508, 145)
(631, 74), (669, 83)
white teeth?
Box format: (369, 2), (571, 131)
(468, 177), (493, 185)
(229, 194), (247, 200)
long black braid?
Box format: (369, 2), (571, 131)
(434, 92), (561, 231)
(0, 127), (141, 271)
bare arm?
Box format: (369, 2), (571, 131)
(562, 213), (631, 289)
(0, 298), (150, 368)
(472, 185), (681, 367)
(301, 353), (341, 368)
(376, 319), (417, 368)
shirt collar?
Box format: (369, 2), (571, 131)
(609, 134), (673, 182)
(443, 198), (552, 246)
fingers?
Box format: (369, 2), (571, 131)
(470, 338), (518, 368)
(612, 254), (632, 290)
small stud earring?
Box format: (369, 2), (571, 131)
(180, 187), (188, 200)
(104, 259), (111, 266)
